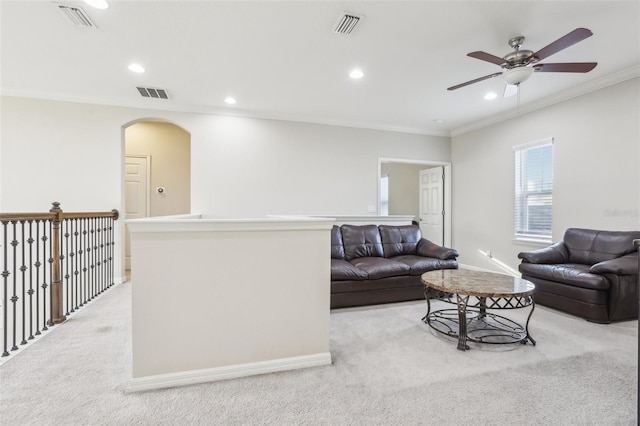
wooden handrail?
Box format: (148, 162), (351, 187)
(0, 212), (56, 221)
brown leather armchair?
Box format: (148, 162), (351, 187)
(518, 228), (640, 323)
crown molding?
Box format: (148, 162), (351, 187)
(450, 65), (640, 137)
(0, 88), (449, 138)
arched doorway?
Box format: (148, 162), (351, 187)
(123, 120), (191, 270)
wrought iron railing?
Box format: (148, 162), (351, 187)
(0, 202), (119, 357)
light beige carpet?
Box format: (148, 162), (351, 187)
(1, 281), (637, 425)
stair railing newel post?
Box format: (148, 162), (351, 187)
(49, 202), (66, 325)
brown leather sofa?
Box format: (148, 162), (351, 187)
(518, 228), (640, 323)
(331, 224), (458, 308)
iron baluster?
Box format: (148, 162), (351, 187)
(81, 219), (88, 306)
(27, 221), (35, 340)
(64, 220), (70, 316)
(97, 217), (103, 293)
(71, 218), (78, 312)
(20, 221), (27, 345)
(35, 221), (42, 336)
(10, 221), (18, 351)
(2, 220), (9, 356)
(42, 223), (49, 331)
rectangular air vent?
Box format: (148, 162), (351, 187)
(136, 87), (169, 100)
(56, 4), (96, 28)
(333, 12), (363, 35)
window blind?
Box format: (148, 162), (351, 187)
(514, 139), (553, 240)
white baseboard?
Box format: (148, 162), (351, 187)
(458, 263), (494, 272)
(126, 352), (332, 393)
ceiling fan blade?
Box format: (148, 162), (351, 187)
(527, 28), (593, 62)
(467, 51), (506, 66)
(447, 72), (503, 91)
(533, 62), (597, 73)
(503, 84), (518, 98)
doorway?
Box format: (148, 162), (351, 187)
(125, 155), (150, 269)
(123, 120), (191, 272)
(378, 158), (452, 247)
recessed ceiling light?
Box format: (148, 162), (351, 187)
(432, 119), (444, 123)
(484, 92), (498, 100)
(83, 0), (109, 9)
(349, 69), (364, 79)
(128, 63), (145, 73)
(224, 97), (237, 105)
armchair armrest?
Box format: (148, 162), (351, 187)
(518, 242), (569, 264)
(590, 253), (638, 275)
(416, 239), (458, 260)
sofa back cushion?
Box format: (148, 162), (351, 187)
(564, 228), (640, 265)
(331, 225), (346, 260)
(379, 225), (422, 258)
(341, 224), (384, 261)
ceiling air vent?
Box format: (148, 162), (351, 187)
(55, 4), (97, 28)
(333, 12), (363, 35)
(136, 87), (169, 100)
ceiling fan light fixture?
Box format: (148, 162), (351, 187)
(502, 67), (534, 86)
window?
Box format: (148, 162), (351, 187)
(514, 138), (553, 242)
(380, 175), (389, 216)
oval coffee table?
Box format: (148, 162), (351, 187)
(421, 269), (536, 351)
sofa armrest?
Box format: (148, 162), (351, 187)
(416, 239), (458, 260)
(518, 242), (569, 264)
(590, 253), (638, 275)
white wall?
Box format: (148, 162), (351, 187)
(127, 215), (333, 390)
(452, 77), (640, 272)
(188, 116), (451, 216)
(381, 162), (426, 219)
(0, 96), (451, 279)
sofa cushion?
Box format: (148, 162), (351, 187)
(349, 257), (410, 280)
(331, 275), (422, 294)
(564, 228), (640, 265)
(416, 239), (459, 260)
(331, 259), (368, 281)
(518, 263), (609, 290)
(341, 224), (384, 261)
(379, 225), (421, 258)
(331, 225), (345, 260)
(392, 255), (458, 276)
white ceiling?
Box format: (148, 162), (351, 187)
(1, 1), (639, 136)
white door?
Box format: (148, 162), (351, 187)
(125, 156), (150, 270)
(419, 167), (444, 245)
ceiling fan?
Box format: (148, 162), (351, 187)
(447, 28), (597, 96)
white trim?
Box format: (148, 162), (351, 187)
(1, 89), (448, 137)
(513, 237), (552, 247)
(126, 352), (332, 393)
(512, 137), (554, 151)
(307, 215), (414, 226)
(126, 215), (335, 233)
(452, 65), (640, 137)
(3, 66), (637, 139)
(377, 158), (453, 248)
(458, 263), (495, 273)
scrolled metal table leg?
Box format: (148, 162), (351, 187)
(422, 286), (432, 323)
(479, 297), (487, 319)
(523, 297), (536, 346)
(456, 293), (470, 351)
